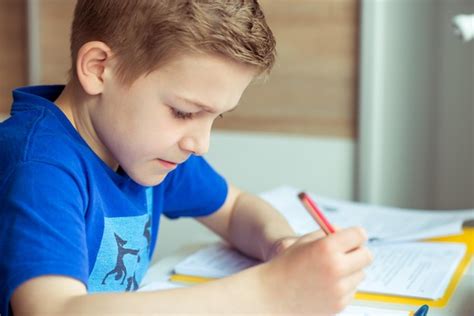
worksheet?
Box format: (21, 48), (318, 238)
(361, 242), (466, 299)
(173, 243), (259, 278)
(259, 186), (474, 242)
(173, 241), (466, 300)
(169, 186), (471, 301)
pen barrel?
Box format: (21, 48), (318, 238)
(298, 192), (335, 235)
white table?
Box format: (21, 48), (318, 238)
(141, 242), (474, 316)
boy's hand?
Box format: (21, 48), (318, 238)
(266, 230), (326, 261)
(260, 227), (372, 315)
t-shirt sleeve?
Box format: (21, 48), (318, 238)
(0, 161), (88, 316)
(160, 156), (228, 219)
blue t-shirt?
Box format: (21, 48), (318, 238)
(0, 85), (228, 316)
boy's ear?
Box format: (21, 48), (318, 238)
(76, 41), (113, 96)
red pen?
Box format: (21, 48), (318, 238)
(298, 192), (336, 235)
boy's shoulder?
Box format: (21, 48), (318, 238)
(0, 86), (97, 185)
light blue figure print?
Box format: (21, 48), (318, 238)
(101, 233), (140, 287)
(88, 214), (151, 292)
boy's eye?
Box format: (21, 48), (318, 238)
(171, 107), (194, 120)
(170, 106), (225, 120)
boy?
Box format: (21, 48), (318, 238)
(0, 1), (371, 315)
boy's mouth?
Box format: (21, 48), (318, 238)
(157, 159), (178, 169)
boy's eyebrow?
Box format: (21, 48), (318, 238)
(177, 96), (238, 114)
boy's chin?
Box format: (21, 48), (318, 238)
(132, 173), (168, 187)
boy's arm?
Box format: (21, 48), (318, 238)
(196, 184), (301, 261)
(11, 268), (268, 315)
(12, 227), (371, 315)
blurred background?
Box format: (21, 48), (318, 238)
(0, 0), (472, 257)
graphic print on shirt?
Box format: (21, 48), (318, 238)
(101, 233), (140, 288)
(143, 217), (151, 253)
(88, 213), (151, 292)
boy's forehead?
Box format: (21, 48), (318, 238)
(147, 53), (256, 111)
(158, 52), (256, 77)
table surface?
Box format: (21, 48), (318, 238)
(141, 241), (474, 316)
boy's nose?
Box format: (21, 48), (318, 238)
(179, 129), (210, 156)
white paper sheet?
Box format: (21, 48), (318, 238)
(361, 242), (466, 299)
(138, 280), (185, 292)
(173, 240), (466, 300)
(339, 305), (410, 316)
(260, 186), (474, 242)
(170, 186), (472, 301)
(174, 243), (260, 278)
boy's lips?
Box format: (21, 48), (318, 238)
(157, 158), (180, 169)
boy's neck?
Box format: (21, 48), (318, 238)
(55, 83), (79, 130)
(55, 82), (120, 171)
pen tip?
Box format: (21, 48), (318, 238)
(297, 192), (305, 199)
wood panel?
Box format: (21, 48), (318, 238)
(214, 0), (359, 138)
(39, 0), (75, 83)
(0, 0), (27, 117)
(38, 0), (358, 138)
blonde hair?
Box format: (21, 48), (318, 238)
(70, 0), (276, 84)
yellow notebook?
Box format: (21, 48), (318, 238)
(170, 228), (474, 308)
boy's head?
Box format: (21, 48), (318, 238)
(70, 0), (276, 85)
(63, 0), (276, 186)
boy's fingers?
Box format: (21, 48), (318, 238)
(298, 230), (326, 243)
(332, 272), (365, 310)
(340, 288), (359, 308)
(341, 269), (366, 293)
(340, 246), (373, 276)
(328, 227), (368, 253)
